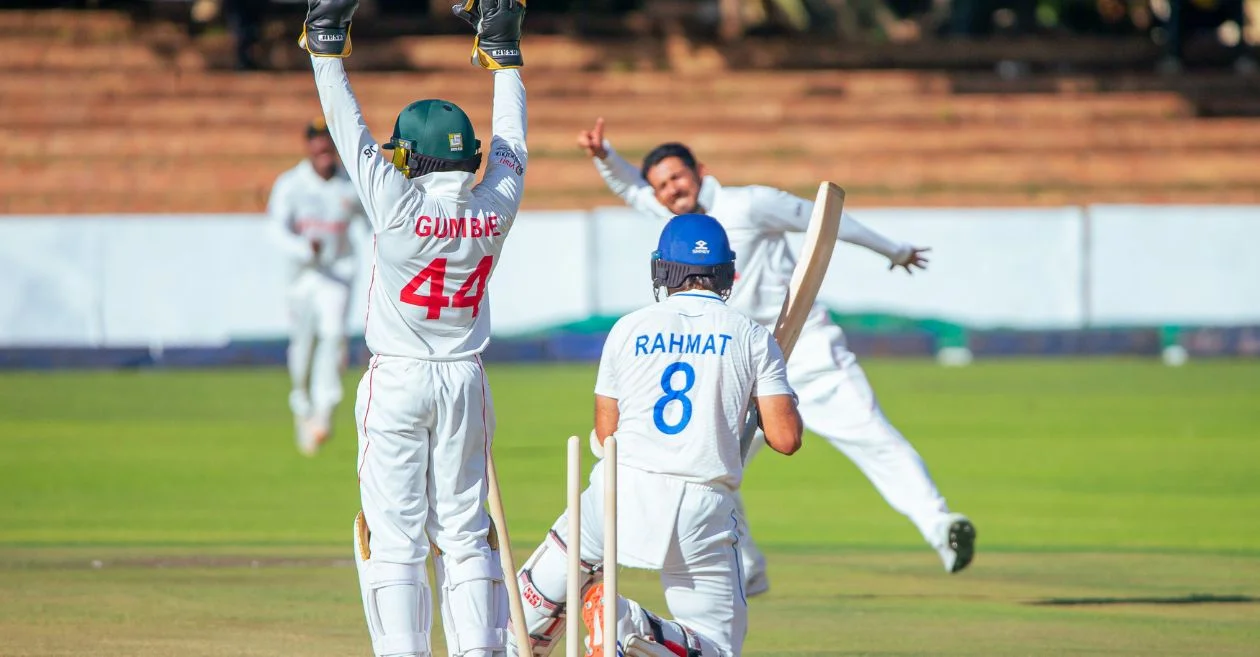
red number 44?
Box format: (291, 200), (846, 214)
(400, 255), (494, 319)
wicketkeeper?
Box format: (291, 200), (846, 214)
(299, 0), (528, 655)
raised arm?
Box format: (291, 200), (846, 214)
(457, 0), (529, 214)
(302, 0), (411, 232)
(309, 58), (411, 232)
(476, 69), (528, 213)
(746, 185), (929, 272)
(578, 118), (672, 219)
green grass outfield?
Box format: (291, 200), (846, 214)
(1, 359), (1258, 656)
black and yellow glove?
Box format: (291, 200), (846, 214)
(452, 0), (526, 70)
(299, 0), (358, 57)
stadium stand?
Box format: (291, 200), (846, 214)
(2, 4), (1259, 213)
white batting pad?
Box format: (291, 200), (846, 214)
(354, 513), (433, 657)
(434, 551), (509, 657)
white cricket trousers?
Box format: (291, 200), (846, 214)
(354, 354), (506, 657)
(520, 463), (746, 657)
(286, 269), (350, 425)
(739, 308), (951, 576)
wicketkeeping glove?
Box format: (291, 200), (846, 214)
(299, 0), (358, 58)
(452, 0), (526, 70)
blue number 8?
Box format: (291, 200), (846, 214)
(653, 362), (695, 435)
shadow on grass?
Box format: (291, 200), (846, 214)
(1029, 594), (1259, 606)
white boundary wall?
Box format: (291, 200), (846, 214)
(1, 206), (1256, 347)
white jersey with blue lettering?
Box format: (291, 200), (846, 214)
(311, 57), (527, 360)
(594, 290), (793, 490)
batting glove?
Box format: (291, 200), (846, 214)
(589, 429), (605, 459)
(452, 0), (526, 70)
(300, 0), (358, 58)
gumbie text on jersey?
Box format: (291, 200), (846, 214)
(635, 332), (733, 357)
(414, 214), (503, 239)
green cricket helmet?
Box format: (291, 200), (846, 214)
(385, 99), (483, 178)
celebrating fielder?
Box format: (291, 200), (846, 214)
(300, 0), (528, 655)
(509, 214), (803, 657)
(267, 117), (368, 456)
(578, 118), (976, 590)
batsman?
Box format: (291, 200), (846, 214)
(510, 214), (804, 657)
(300, 0), (528, 655)
(578, 119), (977, 591)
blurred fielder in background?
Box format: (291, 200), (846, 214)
(267, 117), (367, 456)
(510, 214), (803, 657)
(578, 118), (977, 591)
(300, 0), (529, 654)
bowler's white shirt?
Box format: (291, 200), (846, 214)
(594, 147), (913, 327)
(267, 159), (366, 282)
(595, 290), (793, 490)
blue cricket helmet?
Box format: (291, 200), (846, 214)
(651, 213), (737, 296)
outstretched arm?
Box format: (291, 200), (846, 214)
(456, 0), (529, 214)
(309, 58), (411, 233)
(578, 118), (672, 219)
(845, 216), (930, 273)
(303, 0), (411, 232)
(746, 185), (929, 273)
(477, 69), (528, 214)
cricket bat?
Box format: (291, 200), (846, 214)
(739, 181), (846, 460)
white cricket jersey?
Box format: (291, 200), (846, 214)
(311, 57), (527, 360)
(267, 159), (366, 282)
(594, 290), (793, 490)
(594, 146), (913, 327)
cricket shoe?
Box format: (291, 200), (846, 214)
(294, 415), (318, 457)
(581, 582), (622, 657)
(309, 423), (330, 453)
(938, 513), (977, 573)
(295, 417), (330, 457)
